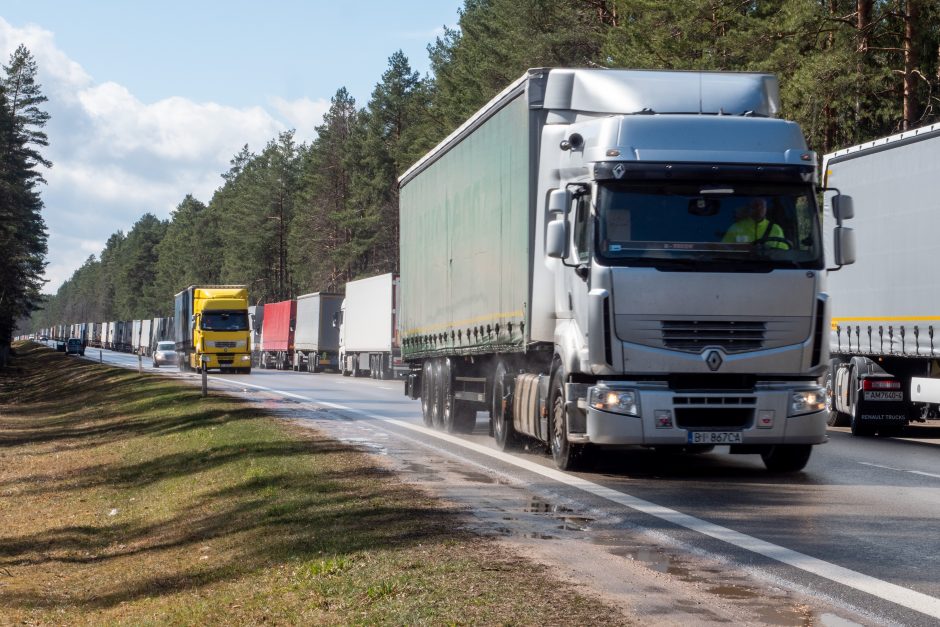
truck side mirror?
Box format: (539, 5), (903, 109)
(833, 226), (856, 266)
(546, 219), (570, 259)
(831, 194), (854, 221)
(548, 189), (572, 216)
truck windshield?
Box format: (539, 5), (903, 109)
(201, 311), (249, 331)
(596, 181), (823, 270)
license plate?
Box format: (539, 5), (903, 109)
(864, 391), (903, 401)
(687, 431), (743, 445)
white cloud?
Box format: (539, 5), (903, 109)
(270, 96), (329, 143)
(77, 84), (282, 160)
(0, 17), (325, 291)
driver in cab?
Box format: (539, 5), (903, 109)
(722, 198), (787, 248)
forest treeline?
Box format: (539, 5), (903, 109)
(22, 0), (940, 333)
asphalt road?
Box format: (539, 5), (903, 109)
(79, 346), (940, 625)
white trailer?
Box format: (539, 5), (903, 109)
(293, 293), (342, 373)
(824, 122), (940, 435)
(132, 319), (153, 356)
(338, 273), (403, 379)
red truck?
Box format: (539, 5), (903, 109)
(259, 299), (296, 370)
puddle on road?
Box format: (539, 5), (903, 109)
(334, 437), (388, 456)
(452, 469), (502, 484)
(523, 496), (573, 514)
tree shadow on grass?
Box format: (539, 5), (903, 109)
(0, 348), (264, 450)
(0, 450), (458, 610)
(0, 345), (469, 613)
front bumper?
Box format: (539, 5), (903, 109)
(201, 353), (252, 369)
(581, 383), (827, 446)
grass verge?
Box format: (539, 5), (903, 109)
(0, 342), (629, 625)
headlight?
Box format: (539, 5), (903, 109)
(240, 355), (250, 361)
(588, 387), (639, 416)
(791, 388), (826, 416)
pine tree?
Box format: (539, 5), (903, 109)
(0, 45), (49, 366)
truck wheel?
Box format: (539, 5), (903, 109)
(825, 365), (849, 427)
(442, 359), (457, 432)
(491, 361), (519, 450)
(761, 445), (812, 472)
(549, 372), (592, 470)
(420, 361), (434, 426)
(430, 359), (444, 429)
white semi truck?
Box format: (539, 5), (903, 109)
(399, 67), (856, 472)
(337, 273), (404, 379)
(824, 122), (940, 436)
(293, 292), (343, 373)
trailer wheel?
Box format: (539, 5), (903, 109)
(761, 444), (812, 472)
(420, 361), (434, 426)
(549, 371), (592, 470)
(491, 361), (519, 450)
(429, 359), (444, 429)
(441, 359), (457, 432)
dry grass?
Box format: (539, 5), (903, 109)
(0, 342), (631, 625)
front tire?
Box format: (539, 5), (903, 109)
(549, 372), (592, 470)
(761, 445), (812, 472)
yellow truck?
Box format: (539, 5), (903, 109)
(173, 285), (252, 373)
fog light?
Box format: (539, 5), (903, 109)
(655, 410), (673, 429)
(757, 410), (775, 428)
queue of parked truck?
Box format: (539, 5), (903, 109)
(28, 66), (940, 473)
(37, 273), (404, 380)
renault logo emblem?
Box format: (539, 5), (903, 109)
(704, 350), (723, 371)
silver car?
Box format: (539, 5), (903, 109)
(152, 341), (178, 368)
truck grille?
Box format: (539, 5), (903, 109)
(214, 341), (237, 348)
(662, 320), (766, 353)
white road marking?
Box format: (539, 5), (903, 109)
(210, 377), (940, 619)
(858, 461), (940, 480)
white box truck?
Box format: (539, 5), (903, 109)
(400, 67), (856, 471)
(824, 122), (940, 436)
(293, 292), (343, 373)
(338, 273), (403, 379)
(132, 319), (152, 356)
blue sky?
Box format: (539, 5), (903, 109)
(0, 1), (463, 291)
